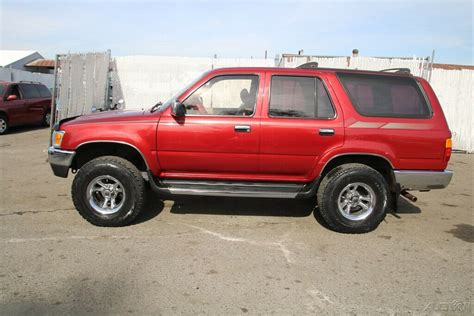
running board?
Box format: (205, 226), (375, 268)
(147, 171), (319, 199)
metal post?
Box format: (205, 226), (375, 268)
(49, 54), (60, 145)
(104, 49), (112, 110)
(428, 49), (435, 82)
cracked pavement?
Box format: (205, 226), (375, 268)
(0, 127), (473, 315)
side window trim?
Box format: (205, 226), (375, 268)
(182, 74), (260, 118)
(268, 75), (337, 120)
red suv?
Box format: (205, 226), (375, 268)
(48, 67), (453, 233)
(0, 81), (52, 134)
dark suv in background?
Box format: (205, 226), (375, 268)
(0, 81), (52, 134)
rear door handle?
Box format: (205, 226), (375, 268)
(319, 128), (335, 136)
(235, 125), (251, 133)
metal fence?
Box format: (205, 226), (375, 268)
(52, 51), (111, 123)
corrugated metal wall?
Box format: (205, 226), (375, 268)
(54, 52), (110, 122)
(0, 67), (54, 88)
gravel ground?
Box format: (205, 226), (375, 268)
(0, 127), (472, 315)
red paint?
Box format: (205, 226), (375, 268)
(58, 67), (452, 182)
(0, 81), (51, 128)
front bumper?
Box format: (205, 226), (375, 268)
(394, 170), (453, 191)
(48, 146), (75, 178)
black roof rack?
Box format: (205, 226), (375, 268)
(297, 62), (319, 69)
(380, 68), (411, 74)
(19, 80), (42, 84)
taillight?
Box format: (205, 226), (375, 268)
(444, 138), (452, 162)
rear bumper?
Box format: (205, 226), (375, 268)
(48, 146), (75, 178)
(394, 170), (453, 191)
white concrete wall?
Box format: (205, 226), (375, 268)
(429, 68), (474, 153)
(280, 55), (473, 152)
(115, 56), (274, 110)
(0, 67), (54, 89)
(114, 55), (472, 152)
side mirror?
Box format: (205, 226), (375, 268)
(6, 95), (17, 101)
(171, 100), (186, 117)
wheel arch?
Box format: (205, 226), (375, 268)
(72, 141), (149, 172)
(0, 110), (8, 120)
(319, 153), (396, 190)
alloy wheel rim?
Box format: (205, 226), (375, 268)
(0, 119), (6, 133)
(86, 175), (126, 215)
(45, 113), (51, 125)
(337, 182), (376, 221)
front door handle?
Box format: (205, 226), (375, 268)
(235, 125), (251, 133)
(319, 128), (335, 136)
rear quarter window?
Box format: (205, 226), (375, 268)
(337, 73), (431, 118)
(36, 84), (52, 98)
(20, 84), (41, 99)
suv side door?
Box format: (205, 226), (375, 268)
(259, 71), (345, 182)
(157, 72), (263, 180)
(3, 84), (29, 125)
(19, 83), (43, 123)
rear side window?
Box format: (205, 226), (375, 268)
(269, 76), (335, 119)
(338, 73), (431, 118)
(36, 84), (51, 98)
(20, 84), (41, 99)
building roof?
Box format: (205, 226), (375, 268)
(25, 59), (55, 69)
(432, 63), (474, 70)
(0, 50), (41, 67)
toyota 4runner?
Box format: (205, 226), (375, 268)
(48, 67), (453, 233)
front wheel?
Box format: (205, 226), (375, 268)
(316, 163), (390, 233)
(72, 156), (146, 226)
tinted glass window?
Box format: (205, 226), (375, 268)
(36, 84), (51, 98)
(20, 84), (41, 99)
(8, 85), (21, 99)
(269, 76), (335, 118)
(338, 73), (430, 118)
(183, 75), (258, 116)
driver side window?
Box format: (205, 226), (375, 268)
(8, 85), (22, 100)
(183, 75), (259, 116)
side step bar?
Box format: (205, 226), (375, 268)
(146, 171), (319, 199)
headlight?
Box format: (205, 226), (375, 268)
(52, 131), (65, 148)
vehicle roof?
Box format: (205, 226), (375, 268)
(208, 67), (415, 78)
(0, 81), (45, 86)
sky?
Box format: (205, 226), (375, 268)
(0, 0), (472, 64)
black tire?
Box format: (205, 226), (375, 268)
(316, 163), (389, 233)
(0, 116), (9, 135)
(72, 156), (146, 226)
(43, 110), (51, 126)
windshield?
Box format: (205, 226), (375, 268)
(0, 85), (5, 96)
(151, 71), (209, 112)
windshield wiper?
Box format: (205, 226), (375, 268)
(150, 101), (163, 113)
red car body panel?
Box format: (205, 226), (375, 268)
(0, 81), (51, 127)
(57, 67), (451, 183)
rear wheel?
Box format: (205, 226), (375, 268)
(0, 116), (8, 135)
(43, 110), (51, 126)
(316, 163), (389, 233)
(72, 156), (145, 226)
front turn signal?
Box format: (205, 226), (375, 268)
(52, 131), (65, 148)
